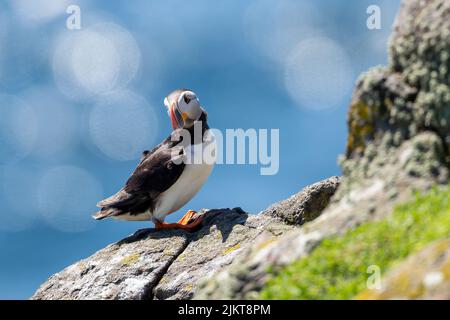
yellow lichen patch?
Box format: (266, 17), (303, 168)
(163, 248), (177, 256)
(260, 186), (450, 300)
(159, 276), (167, 284)
(384, 97), (394, 108)
(256, 238), (276, 250)
(178, 252), (187, 262)
(432, 240), (450, 281)
(184, 284), (194, 292)
(77, 262), (87, 270)
(120, 252), (140, 266)
(356, 238), (450, 300)
(223, 243), (241, 255)
(441, 256), (450, 280)
(346, 101), (375, 156)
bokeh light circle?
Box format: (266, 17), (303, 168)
(88, 90), (159, 161)
(0, 165), (38, 232)
(0, 94), (38, 164)
(38, 166), (103, 233)
(0, 14), (49, 90)
(284, 37), (354, 111)
(10, 0), (70, 25)
(53, 22), (141, 101)
(71, 30), (120, 94)
(22, 87), (78, 159)
(243, 0), (321, 64)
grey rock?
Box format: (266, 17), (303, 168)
(32, 229), (189, 300)
(263, 176), (340, 225)
(195, 0), (450, 299)
(195, 135), (441, 299)
(197, 171), (449, 299)
(345, 0), (450, 173)
(340, 0), (450, 197)
(32, 0), (450, 301)
(357, 238), (450, 300)
(32, 176), (339, 300)
(152, 209), (293, 300)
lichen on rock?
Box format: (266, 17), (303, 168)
(263, 176), (340, 225)
(32, 177), (339, 300)
(344, 0), (450, 193)
(194, 0), (450, 300)
(357, 238), (450, 300)
(31, 0), (450, 301)
(259, 185), (450, 299)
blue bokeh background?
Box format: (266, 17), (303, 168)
(0, 0), (400, 299)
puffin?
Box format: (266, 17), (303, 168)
(93, 89), (215, 231)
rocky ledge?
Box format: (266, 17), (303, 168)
(32, 178), (340, 300)
(32, 0), (450, 300)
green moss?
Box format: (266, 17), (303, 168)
(260, 185), (450, 300)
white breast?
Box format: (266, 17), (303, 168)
(151, 132), (216, 222)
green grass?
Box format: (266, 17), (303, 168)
(260, 184), (450, 300)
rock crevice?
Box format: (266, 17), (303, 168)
(31, 0), (450, 300)
(32, 177), (340, 300)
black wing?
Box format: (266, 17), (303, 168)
(93, 135), (185, 219)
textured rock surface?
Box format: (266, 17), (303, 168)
(345, 0), (450, 164)
(357, 238), (450, 300)
(195, 132), (448, 299)
(32, 228), (189, 300)
(264, 176), (340, 225)
(153, 209), (293, 300)
(195, 0), (450, 299)
(32, 0), (450, 300)
(338, 0), (450, 201)
(32, 177), (340, 300)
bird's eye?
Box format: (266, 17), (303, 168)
(183, 95), (191, 104)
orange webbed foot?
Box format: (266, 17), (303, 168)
(154, 210), (203, 232)
(177, 210), (198, 225)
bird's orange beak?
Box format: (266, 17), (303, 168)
(169, 104), (179, 130)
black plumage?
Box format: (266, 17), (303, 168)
(93, 111), (208, 220)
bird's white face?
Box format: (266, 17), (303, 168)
(164, 90), (202, 130)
